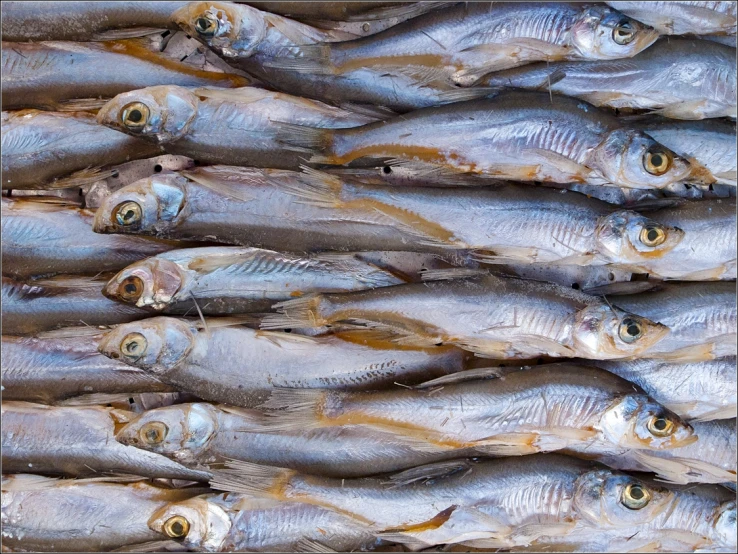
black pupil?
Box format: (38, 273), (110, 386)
(196, 17), (211, 32)
(627, 324), (640, 337)
(651, 154), (663, 167)
(125, 283), (137, 294)
(647, 229), (659, 242)
(128, 341), (139, 352)
(171, 522), (184, 535)
(654, 418), (667, 430)
(618, 22), (632, 34)
(383, 166), (392, 174)
(630, 486), (644, 500)
(124, 210), (135, 221)
(128, 110), (143, 123)
(146, 428), (158, 441)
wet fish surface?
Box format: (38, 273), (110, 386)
(97, 316), (469, 407)
(605, 1), (737, 36)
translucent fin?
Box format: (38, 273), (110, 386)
(413, 366), (508, 389)
(384, 460), (474, 487)
(261, 295), (325, 329)
(262, 44), (333, 74)
(262, 13), (332, 46)
(646, 343), (715, 363)
(258, 387), (325, 412)
(585, 281), (661, 296)
(274, 123), (333, 160)
(36, 325), (107, 339)
(91, 27), (168, 41)
(254, 330), (321, 346)
(419, 268), (489, 281)
(46, 166), (118, 189)
(434, 86), (498, 105)
(111, 540), (190, 552)
(55, 97), (110, 113)
(294, 539), (338, 554)
(337, 102), (397, 121)
(210, 460), (294, 495)
(693, 404), (737, 422)
(345, 1), (456, 22)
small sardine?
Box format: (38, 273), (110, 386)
(209, 455), (676, 548)
(2, 197), (180, 279)
(1, 327), (175, 404)
(605, 1), (737, 36)
(1, 402), (211, 480)
(1, 110), (162, 190)
(598, 357), (737, 421)
(95, 85), (386, 169)
(96, 316), (469, 407)
(1, 275), (150, 335)
(1, 474), (206, 552)
(483, 38), (737, 120)
(1, 38), (251, 111)
(277, 92), (711, 189)
(261, 273), (670, 360)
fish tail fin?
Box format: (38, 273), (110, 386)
(275, 123), (335, 163)
(262, 44), (334, 74)
(261, 294), (328, 329)
(210, 459), (296, 496)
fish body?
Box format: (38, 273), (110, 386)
(2, 197), (178, 279)
(483, 38), (737, 120)
(1, 402), (210, 480)
(262, 274), (670, 360)
(95, 85), (384, 169)
(598, 357), (737, 421)
(1, 275), (150, 335)
(97, 317), (468, 407)
(1, 39), (250, 111)
(103, 247), (406, 313)
(605, 1), (737, 35)
(1, 110), (161, 190)
(1, 474), (205, 552)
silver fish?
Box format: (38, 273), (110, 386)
(1, 38), (251, 111)
(96, 316), (469, 407)
(1, 109), (161, 190)
(261, 273), (670, 360)
(278, 92), (712, 189)
(95, 85), (385, 169)
(1, 402), (210, 480)
(210, 455), (676, 548)
(605, 1), (737, 36)
(598, 357), (737, 421)
(1, 326), (175, 404)
(2, 197), (180, 279)
(483, 38), (737, 120)
(1, 474), (206, 552)
(1, 275), (150, 335)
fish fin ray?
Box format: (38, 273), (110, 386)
(210, 460), (295, 495)
(274, 123), (333, 161)
(91, 27), (167, 40)
(385, 460), (475, 487)
(413, 366), (507, 389)
(420, 268), (489, 281)
(294, 539), (338, 553)
(261, 295), (325, 329)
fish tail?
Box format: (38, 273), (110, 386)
(261, 294), (328, 329)
(210, 459), (296, 496)
(249, 388), (328, 431)
(262, 44), (334, 74)
(275, 123), (335, 163)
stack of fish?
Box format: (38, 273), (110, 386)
(1, 1), (736, 552)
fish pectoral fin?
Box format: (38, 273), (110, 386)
(652, 99), (710, 120)
(644, 343), (715, 363)
(262, 44), (334, 74)
(461, 521), (577, 549)
(90, 27), (168, 41)
(584, 281), (662, 296)
(413, 366), (509, 389)
(692, 404), (737, 422)
(384, 460), (476, 487)
(42, 165), (118, 190)
(526, 148), (592, 181)
(471, 246), (546, 264)
(55, 97), (111, 113)
(294, 538), (338, 553)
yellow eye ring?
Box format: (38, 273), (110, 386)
(618, 318), (643, 344)
(194, 13), (219, 37)
(163, 515), (190, 538)
(113, 201), (142, 227)
(639, 225), (667, 247)
(647, 416), (675, 437)
(118, 276), (144, 302)
(139, 421), (169, 445)
(622, 483), (651, 510)
(120, 332), (147, 360)
(644, 148), (672, 176)
(613, 21), (636, 45)
(120, 102), (150, 130)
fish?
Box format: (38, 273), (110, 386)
(96, 316), (469, 407)
(1, 109), (162, 190)
(261, 2), (659, 88)
(277, 92), (712, 189)
(605, 1), (737, 36)
(1, 401), (211, 480)
(2, 197), (181, 279)
(482, 38), (737, 120)
(252, 364), (696, 456)
(600, 282), (737, 361)
(597, 357), (737, 421)
(1, 38), (251, 111)
(115, 402), (475, 477)
(209, 455), (676, 548)
(102, 247), (406, 314)
(261, 272), (670, 360)
(1, 326), (176, 404)
(1, 275), (150, 335)
(1, 474), (207, 552)
(95, 85), (388, 169)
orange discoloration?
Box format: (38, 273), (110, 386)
(333, 54), (449, 75)
(328, 144), (458, 168)
(333, 329), (460, 353)
(290, 291), (304, 297)
(385, 506), (456, 533)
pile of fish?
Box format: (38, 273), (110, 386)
(1, 1), (736, 552)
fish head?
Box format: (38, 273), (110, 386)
(172, 1), (267, 58)
(149, 497), (231, 551)
(97, 316), (195, 373)
(715, 500), (737, 550)
(116, 403), (218, 463)
(595, 210), (685, 265)
(597, 394), (697, 450)
(573, 304), (670, 359)
(93, 174), (187, 236)
(573, 469), (674, 528)
(589, 129), (698, 189)
(570, 5), (659, 60)
(97, 85), (199, 143)
(103, 258), (184, 310)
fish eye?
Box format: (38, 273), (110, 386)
(120, 332), (148, 360)
(163, 515), (190, 538)
(139, 421), (169, 445)
(113, 201), (142, 227)
(612, 20), (636, 45)
(194, 13), (218, 37)
(647, 415), (675, 437)
(622, 483), (651, 510)
(618, 317), (643, 343)
(118, 276), (144, 302)
(639, 225), (666, 247)
(643, 148), (672, 176)
(120, 102), (150, 131)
